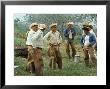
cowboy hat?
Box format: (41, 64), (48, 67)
(82, 21), (92, 27)
(67, 22), (74, 25)
(49, 23), (57, 28)
(29, 23), (38, 29)
(82, 26), (90, 31)
(39, 24), (46, 30)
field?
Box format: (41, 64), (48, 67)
(14, 43), (97, 76)
(14, 14), (97, 76)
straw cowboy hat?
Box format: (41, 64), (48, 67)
(83, 21), (91, 27)
(29, 23), (38, 29)
(82, 26), (90, 31)
(67, 22), (74, 25)
(39, 24), (46, 30)
(83, 22), (93, 30)
(49, 23), (57, 28)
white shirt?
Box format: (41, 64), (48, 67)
(84, 35), (90, 46)
(43, 31), (62, 45)
(69, 30), (72, 39)
(82, 29), (97, 40)
(26, 29), (44, 48)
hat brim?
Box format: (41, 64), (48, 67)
(82, 27), (90, 31)
(30, 23), (38, 29)
(39, 28), (46, 30)
(50, 25), (57, 28)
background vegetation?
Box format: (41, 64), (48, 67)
(14, 14), (97, 76)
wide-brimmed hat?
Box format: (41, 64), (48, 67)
(49, 23), (57, 28)
(83, 23), (89, 27)
(82, 21), (92, 27)
(82, 26), (90, 31)
(39, 24), (46, 30)
(67, 22), (74, 25)
(88, 25), (93, 29)
(29, 23), (38, 29)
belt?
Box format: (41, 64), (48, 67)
(49, 43), (59, 45)
(35, 47), (42, 49)
(50, 44), (59, 46)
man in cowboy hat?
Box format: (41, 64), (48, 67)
(80, 26), (97, 67)
(82, 23), (96, 38)
(82, 23), (97, 52)
(26, 22), (45, 75)
(39, 24), (46, 31)
(64, 22), (76, 61)
(43, 23), (62, 70)
(26, 23), (38, 74)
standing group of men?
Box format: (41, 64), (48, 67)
(25, 21), (97, 76)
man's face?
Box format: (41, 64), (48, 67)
(87, 26), (91, 31)
(51, 25), (57, 32)
(83, 25), (91, 30)
(32, 25), (38, 32)
(84, 30), (89, 35)
(68, 24), (73, 29)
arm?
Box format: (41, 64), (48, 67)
(80, 36), (84, 48)
(31, 30), (41, 41)
(64, 29), (68, 37)
(26, 31), (33, 45)
(72, 28), (76, 36)
(91, 31), (97, 40)
(43, 32), (50, 41)
(89, 34), (96, 46)
(59, 34), (62, 44)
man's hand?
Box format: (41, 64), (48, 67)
(84, 43), (90, 47)
(83, 44), (90, 51)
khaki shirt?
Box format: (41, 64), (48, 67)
(43, 31), (62, 45)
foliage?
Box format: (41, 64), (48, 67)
(14, 44), (97, 76)
(14, 14), (97, 76)
(14, 14), (97, 39)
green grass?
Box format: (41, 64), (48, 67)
(14, 29), (97, 76)
(14, 37), (26, 47)
(14, 44), (97, 76)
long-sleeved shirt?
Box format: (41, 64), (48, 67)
(82, 29), (97, 41)
(80, 32), (96, 48)
(64, 28), (76, 40)
(43, 31), (62, 45)
(26, 29), (44, 48)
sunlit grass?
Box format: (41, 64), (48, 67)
(14, 44), (97, 76)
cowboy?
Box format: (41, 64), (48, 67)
(26, 23), (45, 75)
(80, 26), (97, 67)
(87, 25), (97, 51)
(82, 23), (97, 52)
(43, 23), (62, 70)
(82, 24), (97, 39)
(64, 22), (76, 60)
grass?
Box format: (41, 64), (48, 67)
(14, 43), (97, 76)
(14, 29), (97, 76)
(14, 37), (26, 48)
